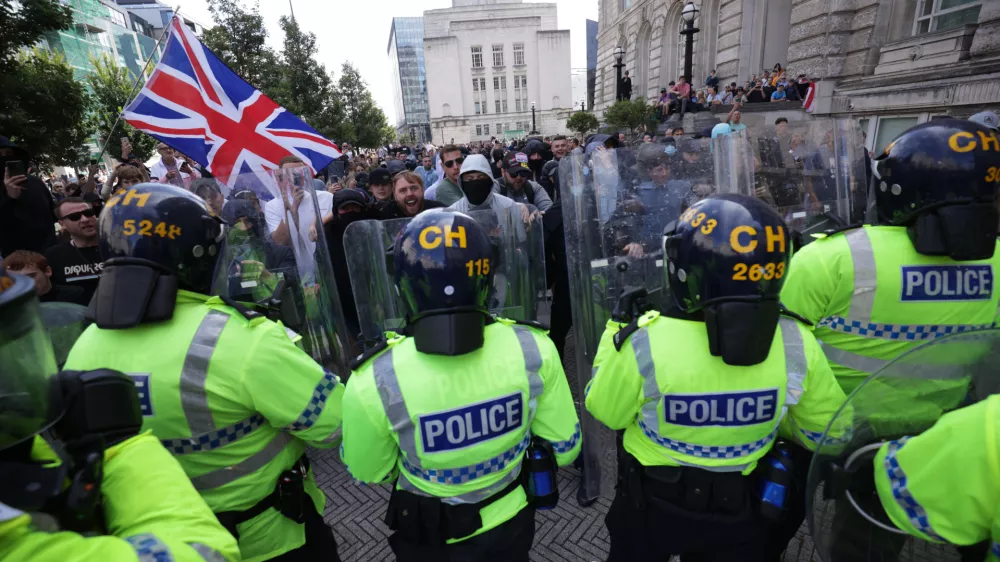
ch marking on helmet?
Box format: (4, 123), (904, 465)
(419, 392), (523, 453)
(122, 219), (182, 240)
(948, 130), (1000, 153)
(106, 189), (152, 209)
(729, 225), (786, 254)
(901, 265), (993, 302)
(664, 388), (779, 427)
(419, 225), (468, 250)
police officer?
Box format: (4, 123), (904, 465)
(63, 183), (345, 562)
(341, 210), (581, 562)
(585, 194), (847, 561)
(781, 119), (1000, 396)
(0, 267), (240, 561)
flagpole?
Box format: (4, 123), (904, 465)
(96, 6), (183, 163)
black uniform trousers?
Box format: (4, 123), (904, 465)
(606, 452), (772, 562)
(270, 502), (341, 562)
(389, 506), (536, 562)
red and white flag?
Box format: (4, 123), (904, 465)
(802, 81), (816, 113)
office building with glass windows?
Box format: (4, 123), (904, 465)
(388, 17), (432, 144)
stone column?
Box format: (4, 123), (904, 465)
(970, 0), (1000, 58)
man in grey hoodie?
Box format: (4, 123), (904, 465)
(497, 152), (553, 212)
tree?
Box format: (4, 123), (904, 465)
(202, 0), (280, 93)
(85, 54), (158, 162)
(337, 63), (393, 148)
(602, 99), (657, 135)
(0, 0), (90, 166)
(565, 111), (599, 137)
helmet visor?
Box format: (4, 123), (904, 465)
(0, 274), (60, 451)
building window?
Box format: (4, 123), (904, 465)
(513, 43), (525, 66)
(514, 75), (528, 113)
(484, 124), (490, 135)
(476, 125), (483, 137)
(472, 45), (483, 68)
(492, 44), (504, 67)
(109, 8), (127, 27)
(496, 123), (502, 134)
(493, 75), (508, 113)
(620, 0), (632, 11)
(913, 0), (981, 34)
(873, 117), (920, 155)
(473, 77), (487, 115)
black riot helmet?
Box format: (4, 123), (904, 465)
(91, 184), (225, 329)
(393, 210), (494, 356)
(664, 194), (792, 366)
(872, 119), (1000, 260)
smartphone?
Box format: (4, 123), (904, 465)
(90, 159), (97, 166)
(121, 136), (129, 142)
(5, 160), (25, 177)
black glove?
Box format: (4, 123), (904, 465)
(55, 369), (143, 449)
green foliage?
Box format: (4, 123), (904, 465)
(337, 63), (394, 148)
(565, 111), (600, 136)
(202, 0), (280, 92)
(1, 48), (91, 166)
(85, 54), (158, 162)
(602, 99), (657, 134)
(0, 0), (72, 75)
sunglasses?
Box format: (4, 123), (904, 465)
(444, 157), (465, 169)
(60, 208), (99, 221)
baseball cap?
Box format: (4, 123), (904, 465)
(503, 152), (532, 175)
(969, 111), (999, 131)
(369, 168), (392, 185)
(386, 160), (406, 175)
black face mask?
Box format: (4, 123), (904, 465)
(528, 159), (544, 173)
(462, 178), (494, 206)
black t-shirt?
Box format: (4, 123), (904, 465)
(747, 88), (767, 104)
(44, 242), (104, 304)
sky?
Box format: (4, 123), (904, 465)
(177, 0), (599, 125)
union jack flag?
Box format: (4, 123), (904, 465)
(122, 17), (341, 185)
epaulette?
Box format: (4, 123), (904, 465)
(496, 317), (550, 332)
(613, 319), (640, 351)
(220, 296), (264, 321)
(820, 222), (864, 238)
(349, 332), (405, 370)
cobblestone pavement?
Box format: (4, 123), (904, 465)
(314, 333), (820, 562)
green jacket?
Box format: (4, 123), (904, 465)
(781, 225), (1000, 394)
(0, 432), (240, 562)
(875, 394), (1000, 559)
(342, 319), (581, 542)
(64, 290), (345, 561)
(586, 311), (847, 473)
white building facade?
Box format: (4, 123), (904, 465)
(596, 0), (1000, 153)
(423, 0), (574, 144)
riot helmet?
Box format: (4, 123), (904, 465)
(663, 194), (792, 365)
(92, 183), (225, 328)
(393, 210), (494, 355)
(872, 119), (999, 260)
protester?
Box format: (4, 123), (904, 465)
(378, 171), (447, 219)
(44, 197), (103, 304)
(498, 152), (553, 211)
(1, 135), (58, 255)
(149, 142), (200, 188)
(193, 179), (225, 216)
(323, 189), (372, 342)
(101, 164), (148, 198)
(1, 250), (88, 304)
(367, 168), (394, 203)
(264, 155), (333, 246)
(550, 135), (570, 161)
(417, 155), (438, 187)
(425, 144), (465, 205)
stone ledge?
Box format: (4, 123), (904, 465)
(874, 25), (977, 75)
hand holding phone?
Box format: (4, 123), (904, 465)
(4, 161), (28, 200)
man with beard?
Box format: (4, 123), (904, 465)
(323, 189), (372, 343)
(1, 135), (57, 255)
(377, 171), (447, 219)
(45, 197), (103, 304)
(498, 152), (553, 212)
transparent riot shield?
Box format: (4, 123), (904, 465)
(807, 329), (1000, 562)
(560, 141), (739, 501)
(342, 207), (547, 345)
(210, 167), (351, 375)
(713, 118), (867, 244)
(37, 302), (87, 367)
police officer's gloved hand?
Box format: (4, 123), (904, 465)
(54, 369), (143, 450)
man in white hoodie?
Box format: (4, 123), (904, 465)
(449, 154), (540, 225)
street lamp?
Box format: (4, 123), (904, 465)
(680, 2), (700, 84)
(530, 101), (538, 135)
(613, 45), (625, 101)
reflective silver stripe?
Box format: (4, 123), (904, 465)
(845, 228), (877, 323)
(631, 326), (661, 432)
(513, 326), (545, 421)
(189, 432), (293, 491)
(189, 543), (227, 562)
(372, 350), (420, 464)
(127, 534), (174, 561)
(0, 503), (24, 522)
(180, 310), (230, 435)
(819, 341), (889, 374)
(780, 318), (806, 407)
